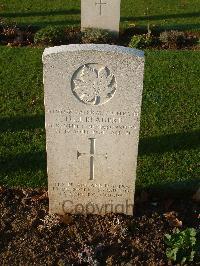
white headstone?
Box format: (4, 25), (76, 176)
(81, 0), (121, 34)
(43, 44), (144, 215)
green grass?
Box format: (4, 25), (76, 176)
(0, 0), (199, 30)
(0, 47), (199, 194)
(138, 50), (200, 195)
(0, 47), (45, 187)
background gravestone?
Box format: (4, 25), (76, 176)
(43, 44), (144, 215)
(81, 0), (121, 34)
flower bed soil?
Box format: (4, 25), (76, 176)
(0, 186), (199, 265)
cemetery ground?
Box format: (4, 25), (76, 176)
(0, 0), (200, 265)
(0, 186), (199, 265)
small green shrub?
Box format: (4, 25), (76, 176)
(165, 228), (198, 265)
(34, 26), (66, 45)
(128, 35), (141, 48)
(34, 26), (82, 46)
(81, 28), (113, 44)
(128, 34), (153, 49)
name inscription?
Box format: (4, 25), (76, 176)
(46, 108), (139, 136)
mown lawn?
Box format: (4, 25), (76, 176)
(0, 0), (199, 30)
(0, 46), (199, 194)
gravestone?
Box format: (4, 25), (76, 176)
(43, 44), (144, 215)
(81, 0), (121, 35)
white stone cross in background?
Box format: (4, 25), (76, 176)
(81, 0), (121, 35)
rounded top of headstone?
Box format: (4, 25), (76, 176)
(42, 44), (144, 61)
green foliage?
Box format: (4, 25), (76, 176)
(81, 28), (113, 44)
(34, 26), (66, 45)
(34, 25), (81, 45)
(129, 34), (153, 49)
(165, 228), (198, 264)
(128, 35), (141, 48)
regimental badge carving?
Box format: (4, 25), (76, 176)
(71, 63), (117, 105)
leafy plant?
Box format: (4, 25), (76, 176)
(34, 26), (67, 45)
(165, 228), (198, 264)
(128, 34), (153, 49)
(34, 25), (81, 46)
(81, 28), (113, 44)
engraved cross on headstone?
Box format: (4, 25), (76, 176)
(95, 0), (107, 16)
(77, 138), (108, 180)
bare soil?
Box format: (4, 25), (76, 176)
(0, 187), (199, 265)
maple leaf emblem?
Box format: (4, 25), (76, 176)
(72, 64), (116, 105)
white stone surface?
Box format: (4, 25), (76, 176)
(81, 0), (121, 34)
(43, 44), (145, 215)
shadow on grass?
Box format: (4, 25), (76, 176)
(0, 151), (47, 187)
(1, 151), (198, 195)
(2, 18), (199, 30)
(14, 20), (80, 28)
(157, 23), (200, 31)
(0, 9), (80, 18)
(1, 10), (199, 21)
(16, 21), (200, 31)
(0, 115), (199, 193)
(121, 11), (200, 22)
(1, 116), (200, 154)
(142, 179), (200, 199)
(139, 130), (200, 155)
(121, 23), (200, 33)
(0, 115), (44, 132)
(0, 151), (46, 174)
